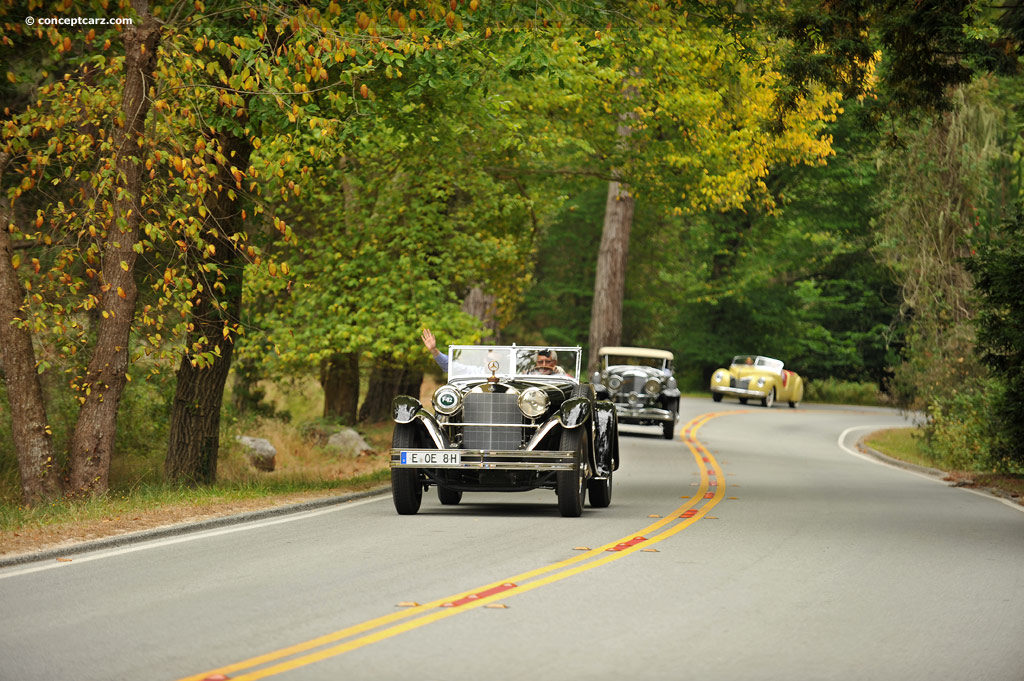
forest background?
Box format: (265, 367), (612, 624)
(1, 1), (1022, 519)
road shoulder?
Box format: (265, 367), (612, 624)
(0, 485), (390, 568)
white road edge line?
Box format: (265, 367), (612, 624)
(838, 425), (1024, 514)
(0, 495), (389, 580)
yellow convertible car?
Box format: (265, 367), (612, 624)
(709, 355), (804, 408)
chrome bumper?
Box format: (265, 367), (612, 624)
(711, 386), (765, 398)
(390, 449), (577, 471)
(612, 405), (676, 423)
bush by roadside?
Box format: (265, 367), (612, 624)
(803, 378), (887, 406)
(921, 377), (1014, 473)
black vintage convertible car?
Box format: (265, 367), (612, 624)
(389, 345), (619, 517)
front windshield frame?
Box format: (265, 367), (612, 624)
(448, 345), (581, 382)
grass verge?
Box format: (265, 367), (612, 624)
(864, 427), (1024, 504)
(0, 419), (395, 557)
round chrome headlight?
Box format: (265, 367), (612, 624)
(518, 387), (550, 419)
(756, 376), (767, 387)
(607, 375), (622, 391)
(432, 386), (462, 415)
(644, 378), (661, 396)
(714, 371), (725, 384)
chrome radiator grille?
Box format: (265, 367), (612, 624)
(462, 393), (523, 450)
(730, 377), (751, 389)
(623, 375), (647, 394)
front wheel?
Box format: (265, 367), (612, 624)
(391, 469), (422, 515)
(762, 388), (775, 408)
(712, 392), (723, 403)
(556, 428), (586, 517)
(391, 424), (423, 515)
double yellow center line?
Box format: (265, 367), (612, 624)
(178, 411), (735, 681)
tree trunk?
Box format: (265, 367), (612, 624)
(587, 177), (635, 372)
(359, 362), (422, 423)
(67, 8), (160, 496)
(165, 132), (253, 485)
(587, 70), (637, 373)
(321, 352), (359, 423)
(0, 153), (61, 505)
(462, 286), (499, 342)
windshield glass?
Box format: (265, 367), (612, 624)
(603, 354), (666, 370)
(730, 355), (783, 373)
(448, 345), (581, 382)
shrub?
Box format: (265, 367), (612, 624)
(967, 212), (1024, 467)
(803, 378), (885, 406)
(921, 378), (1012, 472)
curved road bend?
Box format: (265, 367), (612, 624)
(1, 398), (1022, 681)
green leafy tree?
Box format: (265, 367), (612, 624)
(967, 212), (1024, 465)
(766, 0), (1023, 130)
(1, 0), (163, 499)
(873, 81), (1015, 407)
(238, 27), (552, 423)
(575, 11), (843, 370)
(153, 0), (563, 474)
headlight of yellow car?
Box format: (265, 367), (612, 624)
(714, 371), (725, 384)
(756, 376), (767, 388)
(518, 387), (550, 418)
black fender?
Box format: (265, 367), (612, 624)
(392, 395), (423, 424)
(557, 397), (592, 429)
(558, 398), (593, 475)
(594, 400), (620, 473)
(391, 395), (449, 449)
(560, 385), (597, 477)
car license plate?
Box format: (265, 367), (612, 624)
(400, 450), (461, 466)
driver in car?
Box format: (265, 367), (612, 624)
(532, 349), (567, 376)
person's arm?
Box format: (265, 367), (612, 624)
(421, 328), (448, 371)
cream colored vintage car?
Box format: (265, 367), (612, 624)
(709, 355), (804, 408)
(590, 346), (680, 439)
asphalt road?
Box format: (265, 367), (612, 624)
(2, 398), (1023, 681)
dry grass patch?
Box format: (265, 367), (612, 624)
(1, 418), (395, 559)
